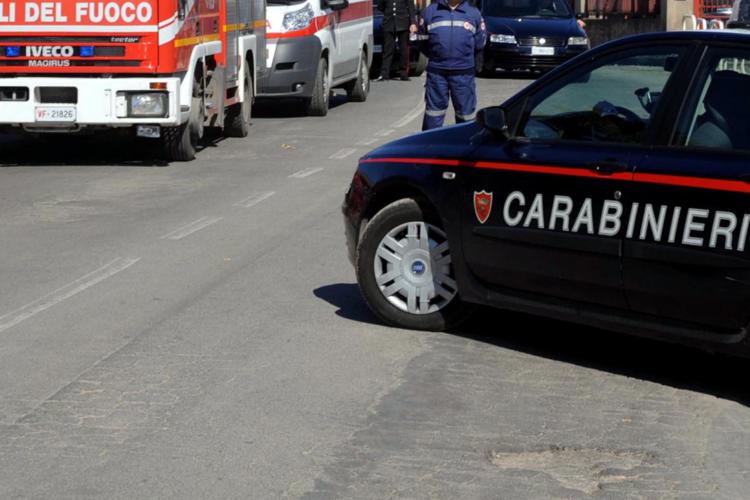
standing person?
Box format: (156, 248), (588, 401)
(419, 0), (486, 130)
(376, 0), (418, 81)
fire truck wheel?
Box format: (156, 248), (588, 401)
(345, 51), (369, 103)
(161, 123), (196, 162)
(225, 67), (253, 138)
(304, 58), (329, 117)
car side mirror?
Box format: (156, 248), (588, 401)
(477, 106), (510, 138)
(326, 0), (349, 11)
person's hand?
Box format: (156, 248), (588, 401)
(410, 24), (418, 33)
(577, 19), (586, 28)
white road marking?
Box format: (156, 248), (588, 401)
(375, 129), (395, 137)
(329, 148), (357, 160)
(289, 167), (324, 179)
(391, 101), (425, 129)
(0, 257), (141, 334)
(234, 191), (276, 208)
(160, 217), (223, 240)
(357, 137), (379, 146)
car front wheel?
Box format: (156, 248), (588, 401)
(356, 198), (473, 331)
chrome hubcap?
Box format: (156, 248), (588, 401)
(374, 222), (457, 315)
(361, 61), (368, 93)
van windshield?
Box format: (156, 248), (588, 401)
(483, 0), (573, 18)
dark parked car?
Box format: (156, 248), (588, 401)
(476, 0), (589, 74)
(372, 6), (428, 78)
(728, 0), (750, 28)
(343, 30), (750, 357)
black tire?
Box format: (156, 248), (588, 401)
(161, 123), (195, 162)
(345, 52), (370, 102)
(304, 58), (329, 117)
(161, 70), (204, 161)
(410, 53), (427, 77)
(356, 198), (474, 331)
(225, 66), (253, 138)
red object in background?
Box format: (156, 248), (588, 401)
(695, 0), (735, 19)
(585, 0), (659, 16)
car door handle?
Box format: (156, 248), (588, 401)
(588, 161), (629, 176)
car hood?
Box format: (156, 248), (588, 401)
(363, 122), (486, 161)
(484, 16), (583, 37)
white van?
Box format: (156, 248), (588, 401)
(259, 0), (374, 116)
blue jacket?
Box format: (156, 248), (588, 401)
(419, 0), (487, 72)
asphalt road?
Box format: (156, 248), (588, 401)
(1, 75), (749, 499)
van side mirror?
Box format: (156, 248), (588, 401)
(477, 106), (510, 138)
(326, 0), (350, 11)
(178, 0), (187, 20)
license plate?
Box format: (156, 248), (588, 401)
(35, 106), (76, 122)
(531, 47), (555, 56)
(374, 44), (382, 53)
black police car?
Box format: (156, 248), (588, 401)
(476, 0), (589, 73)
(343, 30), (750, 356)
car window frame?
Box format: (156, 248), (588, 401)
(668, 41), (750, 157)
(506, 41), (701, 149)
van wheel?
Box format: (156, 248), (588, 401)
(410, 54), (427, 77)
(356, 198), (474, 331)
(304, 58), (329, 117)
(345, 52), (369, 102)
(225, 66), (253, 137)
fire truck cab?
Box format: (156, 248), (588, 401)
(0, 0), (268, 161)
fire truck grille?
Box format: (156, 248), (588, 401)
(37, 87), (77, 104)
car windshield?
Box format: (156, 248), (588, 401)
(483, 0), (573, 18)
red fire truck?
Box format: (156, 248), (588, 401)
(0, 0), (267, 161)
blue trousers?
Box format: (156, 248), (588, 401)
(422, 71), (477, 131)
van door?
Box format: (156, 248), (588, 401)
(333, 0), (371, 79)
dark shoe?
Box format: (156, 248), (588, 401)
(374, 76), (388, 82)
(399, 75), (410, 81)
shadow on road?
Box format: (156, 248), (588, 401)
(313, 283), (382, 327)
(317, 283), (750, 407)
(0, 130), (228, 168)
(254, 92), (349, 119)
(457, 308), (750, 408)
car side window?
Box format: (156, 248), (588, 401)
(675, 49), (750, 152)
(520, 46), (685, 144)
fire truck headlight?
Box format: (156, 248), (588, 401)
(283, 4), (315, 32)
(128, 92), (168, 118)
